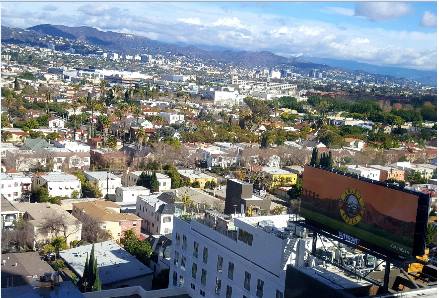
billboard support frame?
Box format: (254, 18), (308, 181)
(296, 220), (415, 293)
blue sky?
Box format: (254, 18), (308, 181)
(1, 2), (437, 70)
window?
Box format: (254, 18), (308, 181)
(201, 269), (207, 286)
(174, 251), (179, 266)
(172, 271), (177, 286)
(182, 235), (187, 250)
(191, 283), (195, 290)
(238, 229), (253, 246)
(256, 279), (264, 297)
(217, 256), (223, 272)
(203, 247), (208, 264)
(200, 290), (205, 297)
(244, 271), (251, 291)
(193, 241), (199, 258)
(226, 285), (232, 298)
(215, 278), (222, 295)
(276, 290), (284, 298)
(176, 233), (181, 245)
(181, 256), (186, 270)
(192, 263), (197, 279)
(163, 216), (171, 223)
(178, 275), (184, 286)
(228, 262), (234, 280)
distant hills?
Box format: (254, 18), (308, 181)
(1, 24), (436, 85)
(305, 57), (437, 86)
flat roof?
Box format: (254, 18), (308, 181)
(15, 202), (80, 226)
(1, 252), (56, 287)
(37, 172), (79, 182)
(117, 186), (150, 192)
(73, 201), (141, 222)
(177, 170), (215, 180)
(60, 241), (153, 284)
(262, 167), (294, 175)
(84, 171), (120, 180)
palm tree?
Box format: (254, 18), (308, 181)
(136, 128), (146, 148)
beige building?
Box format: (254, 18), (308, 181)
(72, 201), (141, 241)
(15, 202), (82, 249)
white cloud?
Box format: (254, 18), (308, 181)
(421, 11), (437, 27)
(213, 17), (245, 29)
(355, 2), (411, 21)
(1, 2), (436, 70)
(178, 17), (201, 26)
(324, 7), (355, 17)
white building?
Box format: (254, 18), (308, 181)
(159, 112), (185, 125)
(205, 89), (244, 107)
(32, 172), (81, 198)
(0, 173), (32, 202)
(48, 117), (65, 129)
(199, 146), (236, 169)
(114, 186), (151, 211)
(123, 171), (172, 192)
(169, 213), (318, 298)
(136, 194), (175, 236)
(346, 165), (381, 181)
(84, 171), (122, 198)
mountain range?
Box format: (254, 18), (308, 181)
(1, 24), (436, 85)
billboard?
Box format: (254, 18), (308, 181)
(300, 165), (430, 259)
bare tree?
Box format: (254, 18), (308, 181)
(80, 217), (111, 244)
(1, 219), (34, 252)
(39, 213), (81, 244)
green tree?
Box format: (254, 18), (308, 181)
(150, 172), (160, 192)
(425, 223), (437, 247)
(288, 178), (303, 200)
(35, 187), (50, 203)
(71, 190), (80, 200)
(120, 230), (153, 264)
(164, 164), (182, 189)
(310, 147), (319, 166)
(51, 236), (67, 259)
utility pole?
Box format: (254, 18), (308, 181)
(106, 170), (109, 200)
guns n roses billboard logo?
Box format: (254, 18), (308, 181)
(339, 189), (364, 225)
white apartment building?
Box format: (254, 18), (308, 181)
(48, 117), (65, 129)
(0, 173), (32, 202)
(199, 146), (237, 169)
(32, 172), (81, 198)
(346, 165), (381, 181)
(205, 89), (244, 107)
(115, 186), (150, 211)
(159, 112), (185, 125)
(156, 173), (172, 191)
(84, 171), (122, 198)
(136, 194), (175, 236)
(123, 171), (172, 192)
(169, 213), (317, 298)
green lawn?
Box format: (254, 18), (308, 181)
(301, 208), (412, 257)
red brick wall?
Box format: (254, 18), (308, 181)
(120, 219), (142, 238)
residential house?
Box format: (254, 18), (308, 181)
(32, 172), (81, 198)
(346, 165), (380, 181)
(261, 167), (298, 188)
(114, 186), (150, 211)
(1, 196), (23, 230)
(0, 173), (32, 202)
(84, 171), (122, 199)
(199, 146), (237, 169)
(177, 170), (217, 189)
(369, 165), (405, 182)
(136, 193), (176, 236)
(2, 128), (28, 143)
(15, 202), (82, 249)
(72, 200), (142, 240)
(159, 112), (185, 125)
(48, 117), (65, 129)
(60, 241), (153, 290)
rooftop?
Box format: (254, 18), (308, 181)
(262, 167), (293, 175)
(155, 173), (170, 180)
(84, 171), (120, 181)
(73, 201), (142, 222)
(60, 241), (153, 285)
(36, 172), (79, 182)
(117, 186), (151, 192)
(1, 196), (20, 213)
(177, 169), (216, 180)
(15, 202), (80, 226)
(1, 252), (56, 288)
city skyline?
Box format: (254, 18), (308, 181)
(2, 2), (437, 71)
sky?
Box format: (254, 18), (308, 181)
(1, 1), (437, 71)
